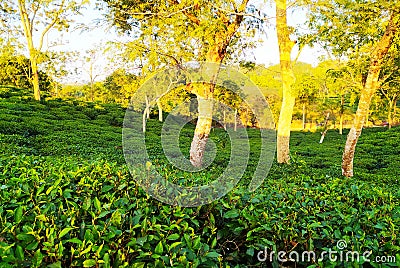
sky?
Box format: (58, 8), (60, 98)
(42, 1), (327, 84)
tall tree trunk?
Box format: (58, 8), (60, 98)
(339, 113), (343, 135)
(223, 109), (226, 130)
(187, 5), (245, 167)
(319, 112), (330, 144)
(302, 102), (306, 130)
(189, 65), (220, 167)
(339, 94), (344, 134)
(18, 0), (41, 101)
(189, 96), (214, 167)
(393, 97), (397, 125)
(388, 100), (393, 129)
(276, 0), (296, 164)
(342, 12), (398, 177)
(157, 99), (163, 122)
(189, 32), (230, 167)
(142, 94), (151, 133)
(234, 108), (237, 131)
(31, 57), (41, 101)
(145, 94), (150, 119)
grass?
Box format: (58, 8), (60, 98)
(0, 86), (399, 267)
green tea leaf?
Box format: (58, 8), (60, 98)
(223, 210), (239, 219)
(32, 249), (43, 267)
(94, 197), (101, 211)
(155, 241), (163, 255)
(205, 251), (221, 258)
(16, 245), (24, 260)
(15, 206), (23, 223)
(46, 261), (62, 268)
(167, 233), (180, 241)
(59, 227), (74, 239)
(169, 241), (182, 251)
(83, 259), (96, 267)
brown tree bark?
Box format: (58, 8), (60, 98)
(189, 52), (221, 167)
(342, 12), (399, 177)
(188, 3), (246, 167)
(189, 96), (214, 167)
(276, 0), (296, 164)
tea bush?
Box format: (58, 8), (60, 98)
(0, 88), (399, 267)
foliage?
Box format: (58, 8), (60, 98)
(0, 54), (53, 91)
(103, 69), (139, 105)
(0, 0), (87, 100)
(0, 88), (399, 267)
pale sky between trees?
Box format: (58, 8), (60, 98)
(37, 1), (327, 85)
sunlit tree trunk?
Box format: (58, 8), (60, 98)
(276, 0), (296, 164)
(393, 97), (397, 125)
(31, 56), (41, 101)
(142, 94), (150, 133)
(339, 114), (343, 135)
(342, 12), (398, 177)
(302, 103), (306, 130)
(189, 44), (223, 167)
(234, 108), (237, 131)
(157, 99), (163, 122)
(187, 3), (245, 167)
(18, 0), (41, 101)
(145, 94), (150, 119)
(223, 109), (226, 130)
(190, 96), (214, 166)
(339, 94), (344, 134)
(388, 99), (394, 129)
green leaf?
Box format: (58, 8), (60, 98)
(66, 238), (83, 245)
(16, 245), (24, 261)
(15, 206), (23, 223)
(246, 247), (254, 256)
(205, 251), (221, 258)
(167, 233), (180, 241)
(211, 237), (217, 248)
(155, 241), (163, 255)
(26, 241), (39, 250)
(131, 262), (145, 268)
(374, 223), (384, 229)
(94, 197), (101, 211)
(98, 211), (110, 218)
(83, 259), (96, 267)
(309, 222), (324, 228)
(223, 210), (239, 219)
(103, 253), (110, 268)
(46, 261), (62, 268)
(169, 241), (182, 251)
(32, 249), (43, 267)
(59, 227), (74, 239)
(36, 214), (47, 221)
(16, 233), (34, 241)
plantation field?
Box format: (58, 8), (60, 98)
(0, 88), (399, 267)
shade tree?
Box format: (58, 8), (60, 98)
(0, 0), (87, 100)
(307, 0), (400, 177)
(102, 0), (268, 167)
